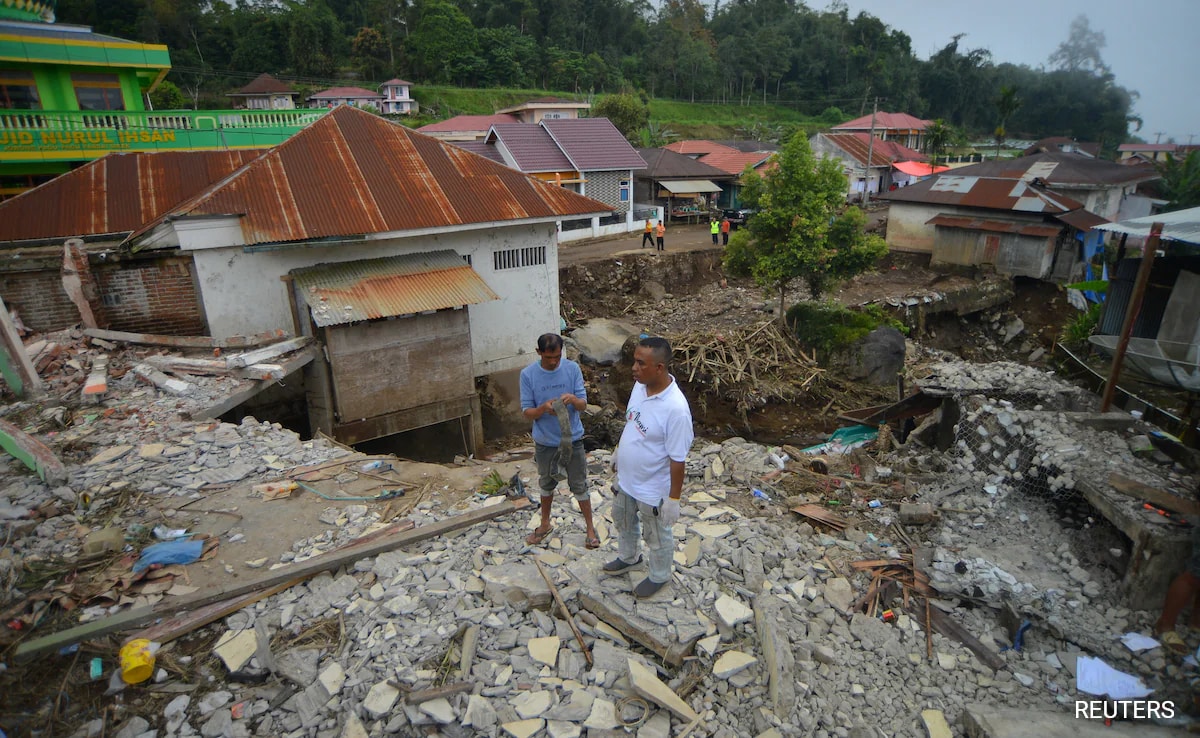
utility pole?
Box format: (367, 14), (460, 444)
(863, 97), (878, 207)
(1153, 131), (1165, 144)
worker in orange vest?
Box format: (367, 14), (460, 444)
(655, 221), (666, 251)
(720, 216), (731, 245)
(642, 219), (654, 248)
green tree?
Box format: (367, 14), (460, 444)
(723, 133), (887, 319)
(352, 26), (390, 81)
(405, 0), (481, 84)
(149, 79), (188, 110)
(593, 92), (649, 140)
(1157, 151), (1200, 210)
(923, 118), (952, 166)
(993, 85), (1021, 159)
(1049, 15), (1109, 75)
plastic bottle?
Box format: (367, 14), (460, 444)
(361, 460), (391, 472)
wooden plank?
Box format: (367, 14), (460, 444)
(191, 344), (320, 420)
(535, 558), (593, 667)
(14, 498), (530, 661)
(127, 578), (303, 645)
(904, 601), (1006, 671)
(131, 363), (193, 396)
(1108, 472), (1200, 516)
(789, 503), (847, 531)
(83, 327), (289, 349)
(225, 336), (312, 369)
(404, 682), (473, 704)
(0, 419), (67, 485)
(0, 295), (43, 397)
(143, 355), (286, 381)
(578, 590), (697, 667)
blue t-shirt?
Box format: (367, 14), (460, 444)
(520, 358), (586, 446)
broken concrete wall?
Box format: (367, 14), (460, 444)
(884, 202), (941, 253)
(559, 250), (724, 304)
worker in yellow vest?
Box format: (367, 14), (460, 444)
(710, 218), (720, 245)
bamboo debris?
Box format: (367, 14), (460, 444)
(789, 503), (847, 531)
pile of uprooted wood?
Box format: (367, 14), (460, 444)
(670, 321), (824, 413)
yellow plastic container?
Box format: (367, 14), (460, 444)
(119, 639), (155, 684)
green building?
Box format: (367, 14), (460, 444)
(0, 0), (324, 197)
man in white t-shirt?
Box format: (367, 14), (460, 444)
(606, 336), (694, 598)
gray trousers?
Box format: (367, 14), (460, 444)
(535, 441), (587, 500)
(612, 485), (674, 584)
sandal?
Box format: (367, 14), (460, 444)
(585, 535), (601, 550)
(525, 526), (553, 546)
(1161, 630), (1189, 655)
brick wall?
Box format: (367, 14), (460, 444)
(0, 249), (207, 335)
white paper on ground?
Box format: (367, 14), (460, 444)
(1076, 656), (1154, 699)
(1119, 632), (1161, 652)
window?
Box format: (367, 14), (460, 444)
(72, 73), (124, 111)
(0, 70), (40, 109)
(542, 111), (567, 119)
(493, 246), (546, 270)
(461, 253), (472, 266)
(620, 179), (631, 202)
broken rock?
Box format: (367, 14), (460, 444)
(713, 650), (758, 679)
(714, 594), (754, 628)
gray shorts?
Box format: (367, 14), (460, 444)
(535, 441), (588, 500)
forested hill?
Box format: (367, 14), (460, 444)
(54, 0), (1139, 146)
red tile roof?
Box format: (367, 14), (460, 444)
(698, 150), (774, 175)
(488, 123), (575, 172)
(664, 140), (738, 157)
(1118, 143), (1177, 152)
(0, 150), (265, 242)
(833, 112), (931, 131)
(231, 73), (296, 96)
(129, 106), (609, 248)
(309, 86), (381, 100)
(635, 148), (735, 180)
(542, 118), (646, 171)
(381, 78), (412, 87)
(821, 133), (926, 167)
(418, 114), (520, 134)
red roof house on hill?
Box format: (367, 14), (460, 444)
(832, 111), (932, 150)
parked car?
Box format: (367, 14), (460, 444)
(722, 207), (757, 228)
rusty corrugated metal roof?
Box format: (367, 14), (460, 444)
(821, 133), (926, 168)
(1055, 209), (1109, 232)
(926, 215), (1062, 238)
(884, 175), (1087, 213)
(0, 150), (265, 244)
(292, 250), (498, 327)
(134, 106), (610, 248)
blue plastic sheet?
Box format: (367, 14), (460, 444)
(132, 538), (204, 573)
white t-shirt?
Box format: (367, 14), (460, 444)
(616, 376), (694, 506)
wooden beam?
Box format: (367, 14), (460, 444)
(0, 419), (67, 485)
(83, 327), (289, 349)
(535, 557), (593, 667)
(1102, 223), (1162, 412)
(1108, 472), (1200, 516)
(14, 498), (530, 661)
(189, 344), (320, 420)
(126, 578), (303, 645)
(904, 601), (1006, 671)
(143, 355), (285, 381)
(225, 336), (312, 369)
(0, 295), (42, 398)
(403, 682), (473, 704)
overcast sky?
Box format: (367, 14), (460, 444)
(837, 0), (1199, 144)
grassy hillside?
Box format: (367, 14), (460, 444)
(407, 85), (830, 141)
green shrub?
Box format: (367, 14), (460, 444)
(1060, 301), (1104, 347)
(785, 301), (903, 355)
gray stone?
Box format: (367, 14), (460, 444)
(113, 717), (150, 738)
(824, 578), (854, 613)
(200, 709), (233, 738)
(420, 698), (456, 724)
(639, 711), (671, 738)
(481, 563), (552, 609)
(463, 694), (498, 730)
(571, 318), (640, 366)
(838, 327), (906, 385)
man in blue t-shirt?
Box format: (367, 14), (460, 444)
(519, 333), (599, 549)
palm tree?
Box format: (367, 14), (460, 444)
(924, 119), (952, 167)
(993, 85), (1022, 160)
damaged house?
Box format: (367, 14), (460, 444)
(3, 105), (610, 450)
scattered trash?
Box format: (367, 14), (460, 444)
(253, 481), (298, 501)
(119, 639), (159, 684)
(361, 460), (391, 472)
(152, 525), (189, 541)
(1119, 632), (1160, 652)
(1076, 656), (1153, 700)
(90, 657), (103, 680)
(868, 499), (883, 508)
(132, 539), (206, 573)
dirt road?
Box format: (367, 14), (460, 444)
(558, 222), (725, 266)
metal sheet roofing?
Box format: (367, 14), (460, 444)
(820, 133), (926, 168)
(0, 149), (265, 243)
(926, 215), (1062, 238)
(418, 114), (519, 134)
(634, 148), (734, 180)
(659, 179), (722, 194)
(905, 152), (1156, 188)
(542, 118), (647, 172)
(833, 112), (931, 131)
(451, 140), (505, 164)
(131, 106), (608, 248)
(292, 250), (498, 327)
(488, 123), (575, 173)
(883, 175), (1087, 213)
(1095, 206), (1200, 245)
(1055, 209), (1109, 232)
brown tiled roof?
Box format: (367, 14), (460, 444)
(821, 133), (926, 167)
(833, 112), (931, 131)
(129, 106), (609, 248)
(0, 150), (265, 243)
(664, 140), (738, 157)
(634, 148), (734, 180)
(451, 140), (505, 164)
(487, 123), (575, 172)
(292, 250), (498, 327)
(231, 73), (296, 97)
(308, 86), (382, 100)
(418, 114), (520, 134)
(381, 78), (413, 87)
(699, 150), (774, 175)
(542, 118), (646, 171)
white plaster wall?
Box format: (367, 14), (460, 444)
(885, 203), (943, 253)
(184, 223), (559, 378)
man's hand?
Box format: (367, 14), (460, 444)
(660, 498), (680, 527)
(539, 399), (556, 417)
(610, 446), (618, 473)
(559, 393), (583, 411)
